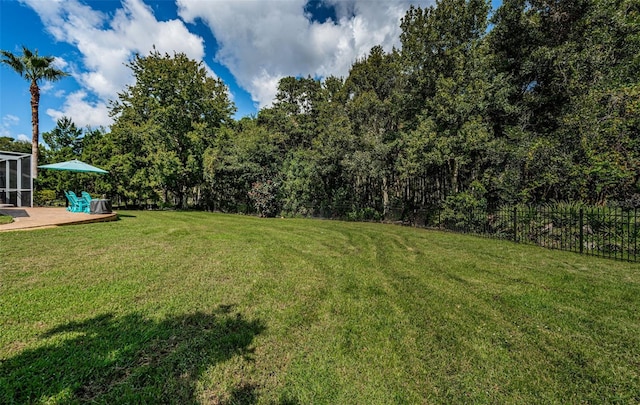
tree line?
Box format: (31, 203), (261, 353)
(8, 0), (640, 217)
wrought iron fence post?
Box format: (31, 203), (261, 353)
(579, 208), (584, 254)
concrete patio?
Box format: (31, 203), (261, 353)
(0, 207), (118, 231)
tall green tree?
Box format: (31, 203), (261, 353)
(38, 117), (83, 194)
(278, 76), (354, 215)
(1, 46), (69, 179)
(343, 46), (403, 213)
(110, 50), (235, 208)
(489, 0), (640, 203)
(399, 0), (493, 206)
(203, 118), (282, 212)
(256, 76), (330, 214)
(42, 116), (83, 158)
(258, 75), (324, 152)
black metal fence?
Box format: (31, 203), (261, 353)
(385, 205), (639, 262)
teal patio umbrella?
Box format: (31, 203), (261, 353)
(39, 159), (108, 174)
(38, 159), (109, 209)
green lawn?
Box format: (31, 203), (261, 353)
(0, 214), (12, 225)
(1, 211), (639, 404)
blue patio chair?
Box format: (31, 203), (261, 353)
(81, 191), (93, 213)
(63, 191), (74, 212)
(68, 191), (89, 213)
(66, 191), (81, 212)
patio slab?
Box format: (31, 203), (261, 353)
(0, 207), (118, 231)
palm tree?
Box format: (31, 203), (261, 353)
(1, 46), (69, 179)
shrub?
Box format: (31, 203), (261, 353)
(248, 180), (280, 218)
(35, 189), (58, 206)
(439, 181), (488, 232)
(345, 206), (383, 222)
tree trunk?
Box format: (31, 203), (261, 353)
(177, 188), (185, 210)
(30, 80), (40, 180)
(450, 159), (459, 194)
(382, 176), (389, 218)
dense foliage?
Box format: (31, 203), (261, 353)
(22, 0), (640, 215)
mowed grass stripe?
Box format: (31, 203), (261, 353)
(1, 211), (639, 404)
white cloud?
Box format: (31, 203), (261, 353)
(39, 81), (55, 94)
(46, 91), (111, 128)
(22, 0), (212, 126)
(0, 115), (29, 142)
(3, 115), (19, 127)
(177, 0), (433, 107)
(22, 0), (435, 120)
(250, 70), (284, 110)
(52, 56), (69, 70)
(1, 115), (21, 138)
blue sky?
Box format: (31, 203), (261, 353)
(1, 0), (499, 143)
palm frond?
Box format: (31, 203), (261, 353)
(2, 46), (69, 83)
(0, 50), (26, 77)
(43, 66), (69, 82)
(21, 46), (35, 59)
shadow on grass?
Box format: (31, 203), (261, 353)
(1, 305), (265, 404)
(116, 213), (137, 218)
